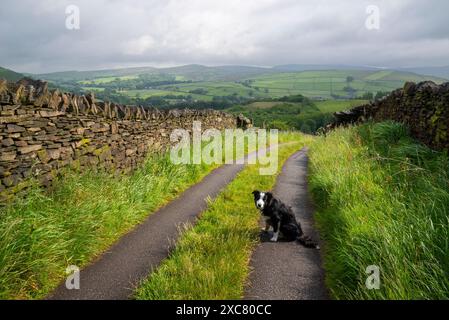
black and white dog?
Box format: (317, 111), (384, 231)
(252, 190), (319, 249)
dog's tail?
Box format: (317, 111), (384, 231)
(297, 235), (320, 250)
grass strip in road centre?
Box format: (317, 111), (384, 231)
(0, 131), (297, 299)
(135, 135), (308, 299)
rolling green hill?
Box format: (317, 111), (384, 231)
(32, 64), (448, 108)
(400, 65), (449, 80)
(243, 70), (446, 99)
(35, 64), (449, 87)
(35, 66), (159, 82)
(157, 64), (274, 81)
(36, 64), (273, 83)
(0, 67), (24, 81)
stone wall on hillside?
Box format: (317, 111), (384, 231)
(330, 81), (449, 151)
(0, 78), (246, 199)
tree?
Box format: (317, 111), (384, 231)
(360, 92), (374, 100)
(375, 91), (389, 100)
(269, 120), (291, 131)
(343, 86), (357, 98)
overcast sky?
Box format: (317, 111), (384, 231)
(1, 0), (449, 73)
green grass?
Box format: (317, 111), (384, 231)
(246, 70), (445, 99)
(0, 151), (219, 299)
(134, 133), (309, 299)
(241, 101), (282, 109)
(51, 68), (446, 105)
(0, 132), (284, 299)
(0, 66), (24, 81)
(125, 68), (445, 102)
(120, 88), (213, 101)
(87, 69), (438, 102)
(239, 99), (367, 113)
(308, 121), (449, 299)
(166, 81), (268, 98)
(102, 80), (270, 102)
(126, 81), (270, 101)
(314, 99), (368, 113)
(81, 87), (105, 92)
(228, 98), (368, 133)
(227, 97), (319, 131)
(40, 66), (447, 104)
(363, 70), (394, 81)
(79, 75), (139, 85)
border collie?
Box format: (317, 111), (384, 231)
(252, 190), (319, 249)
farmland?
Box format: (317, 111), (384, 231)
(26, 64), (449, 131)
(243, 70), (445, 99)
(34, 65), (447, 108)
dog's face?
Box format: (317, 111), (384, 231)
(252, 190), (272, 211)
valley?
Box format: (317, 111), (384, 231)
(29, 64), (447, 109)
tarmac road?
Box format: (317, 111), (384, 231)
(244, 148), (328, 300)
(48, 146), (276, 300)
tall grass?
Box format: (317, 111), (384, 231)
(309, 121), (449, 299)
(0, 152), (216, 300)
(134, 137), (308, 299)
(0, 131), (296, 299)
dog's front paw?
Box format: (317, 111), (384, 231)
(270, 235), (278, 242)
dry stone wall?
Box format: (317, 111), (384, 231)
(0, 78), (242, 199)
(331, 81), (449, 151)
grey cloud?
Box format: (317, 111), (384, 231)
(0, 0), (448, 73)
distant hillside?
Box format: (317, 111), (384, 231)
(159, 64), (274, 81)
(36, 66), (159, 82)
(33, 64), (448, 105)
(245, 69), (447, 99)
(36, 63), (449, 85)
(36, 64), (274, 82)
(0, 67), (24, 81)
(398, 66), (449, 80)
(273, 64), (380, 72)
(275, 64), (449, 80)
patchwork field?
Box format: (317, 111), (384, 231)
(79, 75), (139, 84)
(119, 89), (211, 101)
(110, 70), (444, 101)
(161, 81), (268, 99)
(314, 99), (369, 113)
(36, 65), (447, 105)
(244, 70), (445, 99)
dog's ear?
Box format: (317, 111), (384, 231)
(252, 190), (259, 196)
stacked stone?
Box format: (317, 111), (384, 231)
(0, 78), (241, 199)
(330, 81), (449, 151)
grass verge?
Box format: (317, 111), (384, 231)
(0, 152), (217, 299)
(0, 131), (296, 299)
(134, 134), (308, 299)
(308, 121), (449, 299)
